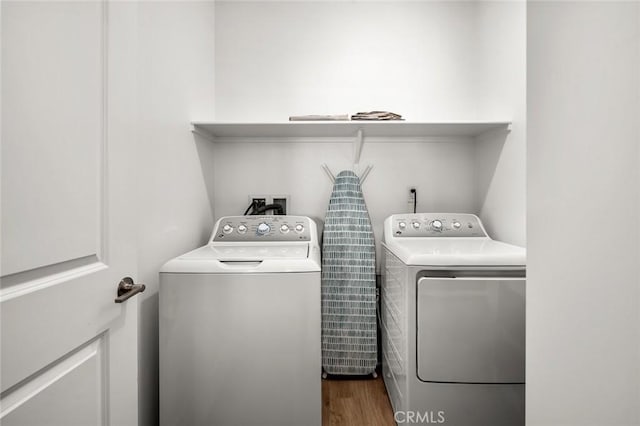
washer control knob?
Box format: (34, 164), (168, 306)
(237, 224), (248, 234)
(257, 223), (271, 235)
(398, 222), (407, 230)
(431, 220), (443, 231)
(222, 224), (233, 234)
(280, 224), (290, 233)
(411, 221), (421, 229)
(452, 221), (461, 230)
(295, 224), (305, 233)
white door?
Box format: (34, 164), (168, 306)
(1, 2), (140, 425)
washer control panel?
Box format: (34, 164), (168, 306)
(211, 216), (311, 242)
(391, 213), (487, 238)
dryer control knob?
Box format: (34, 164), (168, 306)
(237, 225), (248, 234)
(257, 223), (271, 235)
(295, 224), (305, 233)
(222, 224), (233, 234)
(431, 220), (443, 231)
(411, 221), (421, 229)
(280, 224), (290, 233)
(452, 221), (461, 230)
(398, 222), (407, 230)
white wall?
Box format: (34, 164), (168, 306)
(136, 3), (215, 425)
(213, 0), (527, 251)
(214, 1), (478, 121)
(527, 2), (640, 425)
(474, 1), (526, 247)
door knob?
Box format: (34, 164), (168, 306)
(115, 277), (146, 303)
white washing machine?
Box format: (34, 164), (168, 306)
(159, 215), (321, 426)
(381, 213), (526, 426)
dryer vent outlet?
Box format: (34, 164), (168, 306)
(272, 197), (287, 215)
(248, 195), (289, 215)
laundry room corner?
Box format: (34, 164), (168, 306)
(134, 2), (216, 426)
(473, 0), (527, 248)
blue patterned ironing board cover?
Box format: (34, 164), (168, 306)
(321, 170), (377, 375)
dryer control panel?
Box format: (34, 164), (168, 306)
(389, 213), (487, 238)
(211, 215), (312, 242)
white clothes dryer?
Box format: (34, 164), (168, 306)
(381, 213), (526, 426)
(160, 216), (321, 426)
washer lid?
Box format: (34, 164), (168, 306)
(161, 215), (322, 274)
(160, 243), (321, 274)
(383, 238), (525, 266)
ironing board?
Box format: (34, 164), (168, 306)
(321, 170), (377, 376)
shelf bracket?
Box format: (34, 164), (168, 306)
(353, 128), (364, 170)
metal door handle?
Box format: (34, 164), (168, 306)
(115, 277), (146, 303)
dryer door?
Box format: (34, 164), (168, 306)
(417, 271), (525, 383)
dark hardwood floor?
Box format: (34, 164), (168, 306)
(322, 375), (396, 426)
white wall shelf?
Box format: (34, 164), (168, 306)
(191, 121), (511, 165)
(193, 121), (511, 141)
